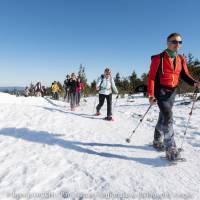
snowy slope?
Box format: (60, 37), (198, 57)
(0, 92), (200, 200)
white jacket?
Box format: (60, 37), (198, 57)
(96, 75), (118, 95)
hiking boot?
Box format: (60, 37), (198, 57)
(166, 147), (181, 161)
(104, 116), (113, 121)
(153, 140), (165, 151)
(96, 112), (101, 116)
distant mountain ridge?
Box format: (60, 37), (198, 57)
(0, 87), (25, 92)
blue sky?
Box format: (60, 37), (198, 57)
(0, 0), (200, 86)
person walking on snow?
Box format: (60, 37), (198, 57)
(148, 33), (200, 160)
(35, 82), (43, 97)
(96, 68), (118, 121)
(51, 81), (60, 100)
(76, 77), (85, 106)
(63, 75), (70, 103)
(68, 73), (79, 111)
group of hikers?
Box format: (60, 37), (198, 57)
(63, 74), (85, 110)
(24, 82), (46, 97)
(59, 69), (118, 116)
(22, 32), (200, 161)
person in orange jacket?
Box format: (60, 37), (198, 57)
(148, 33), (200, 160)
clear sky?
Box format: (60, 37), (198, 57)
(0, 0), (200, 86)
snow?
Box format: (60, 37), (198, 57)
(0, 92), (200, 199)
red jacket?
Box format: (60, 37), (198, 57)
(148, 51), (196, 97)
(76, 82), (85, 93)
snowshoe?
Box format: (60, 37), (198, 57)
(103, 116), (114, 121)
(152, 140), (165, 151)
(160, 156), (186, 163)
(95, 112), (101, 116)
(165, 147), (183, 161)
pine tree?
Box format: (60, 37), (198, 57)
(187, 53), (194, 67)
(121, 78), (131, 94)
(129, 70), (141, 93)
(114, 72), (122, 93)
(115, 72), (121, 85)
(90, 80), (97, 95)
(179, 53), (200, 94)
(78, 64), (87, 84)
(29, 82), (35, 96)
(141, 73), (148, 85)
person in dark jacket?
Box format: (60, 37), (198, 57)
(63, 75), (70, 103)
(68, 73), (79, 111)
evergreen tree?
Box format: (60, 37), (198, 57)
(114, 72), (122, 93)
(141, 73), (148, 85)
(90, 80), (97, 95)
(129, 70), (141, 93)
(187, 53), (194, 67)
(29, 82), (35, 96)
(114, 72), (121, 86)
(121, 78), (131, 94)
(78, 64), (87, 84)
(179, 53), (200, 94)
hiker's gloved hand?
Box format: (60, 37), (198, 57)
(194, 82), (200, 89)
(116, 94), (119, 99)
(149, 96), (157, 105)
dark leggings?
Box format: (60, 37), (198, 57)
(96, 94), (112, 117)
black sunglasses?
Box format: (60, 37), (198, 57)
(168, 40), (183, 45)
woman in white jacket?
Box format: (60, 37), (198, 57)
(96, 68), (118, 121)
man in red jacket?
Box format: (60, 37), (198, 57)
(148, 33), (200, 160)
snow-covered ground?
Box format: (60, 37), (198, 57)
(0, 92), (200, 200)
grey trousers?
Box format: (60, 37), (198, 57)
(70, 93), (76, 108)
(154, 87), (176, 149)
(76, 92), (81, 106)
(64, 88), (70, 103)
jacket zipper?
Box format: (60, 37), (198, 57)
(171, 57), (176, 87)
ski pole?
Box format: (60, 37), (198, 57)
(179, 88), (199, 150)
(113, 95), (119, 108)
(126, 102), (154, 143)
(92, 93), (98, 114)
(112, 95), (119, 115)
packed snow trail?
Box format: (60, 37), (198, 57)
(0, 92), (200, 199)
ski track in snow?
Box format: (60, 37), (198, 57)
(0, 93), (200, 199)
